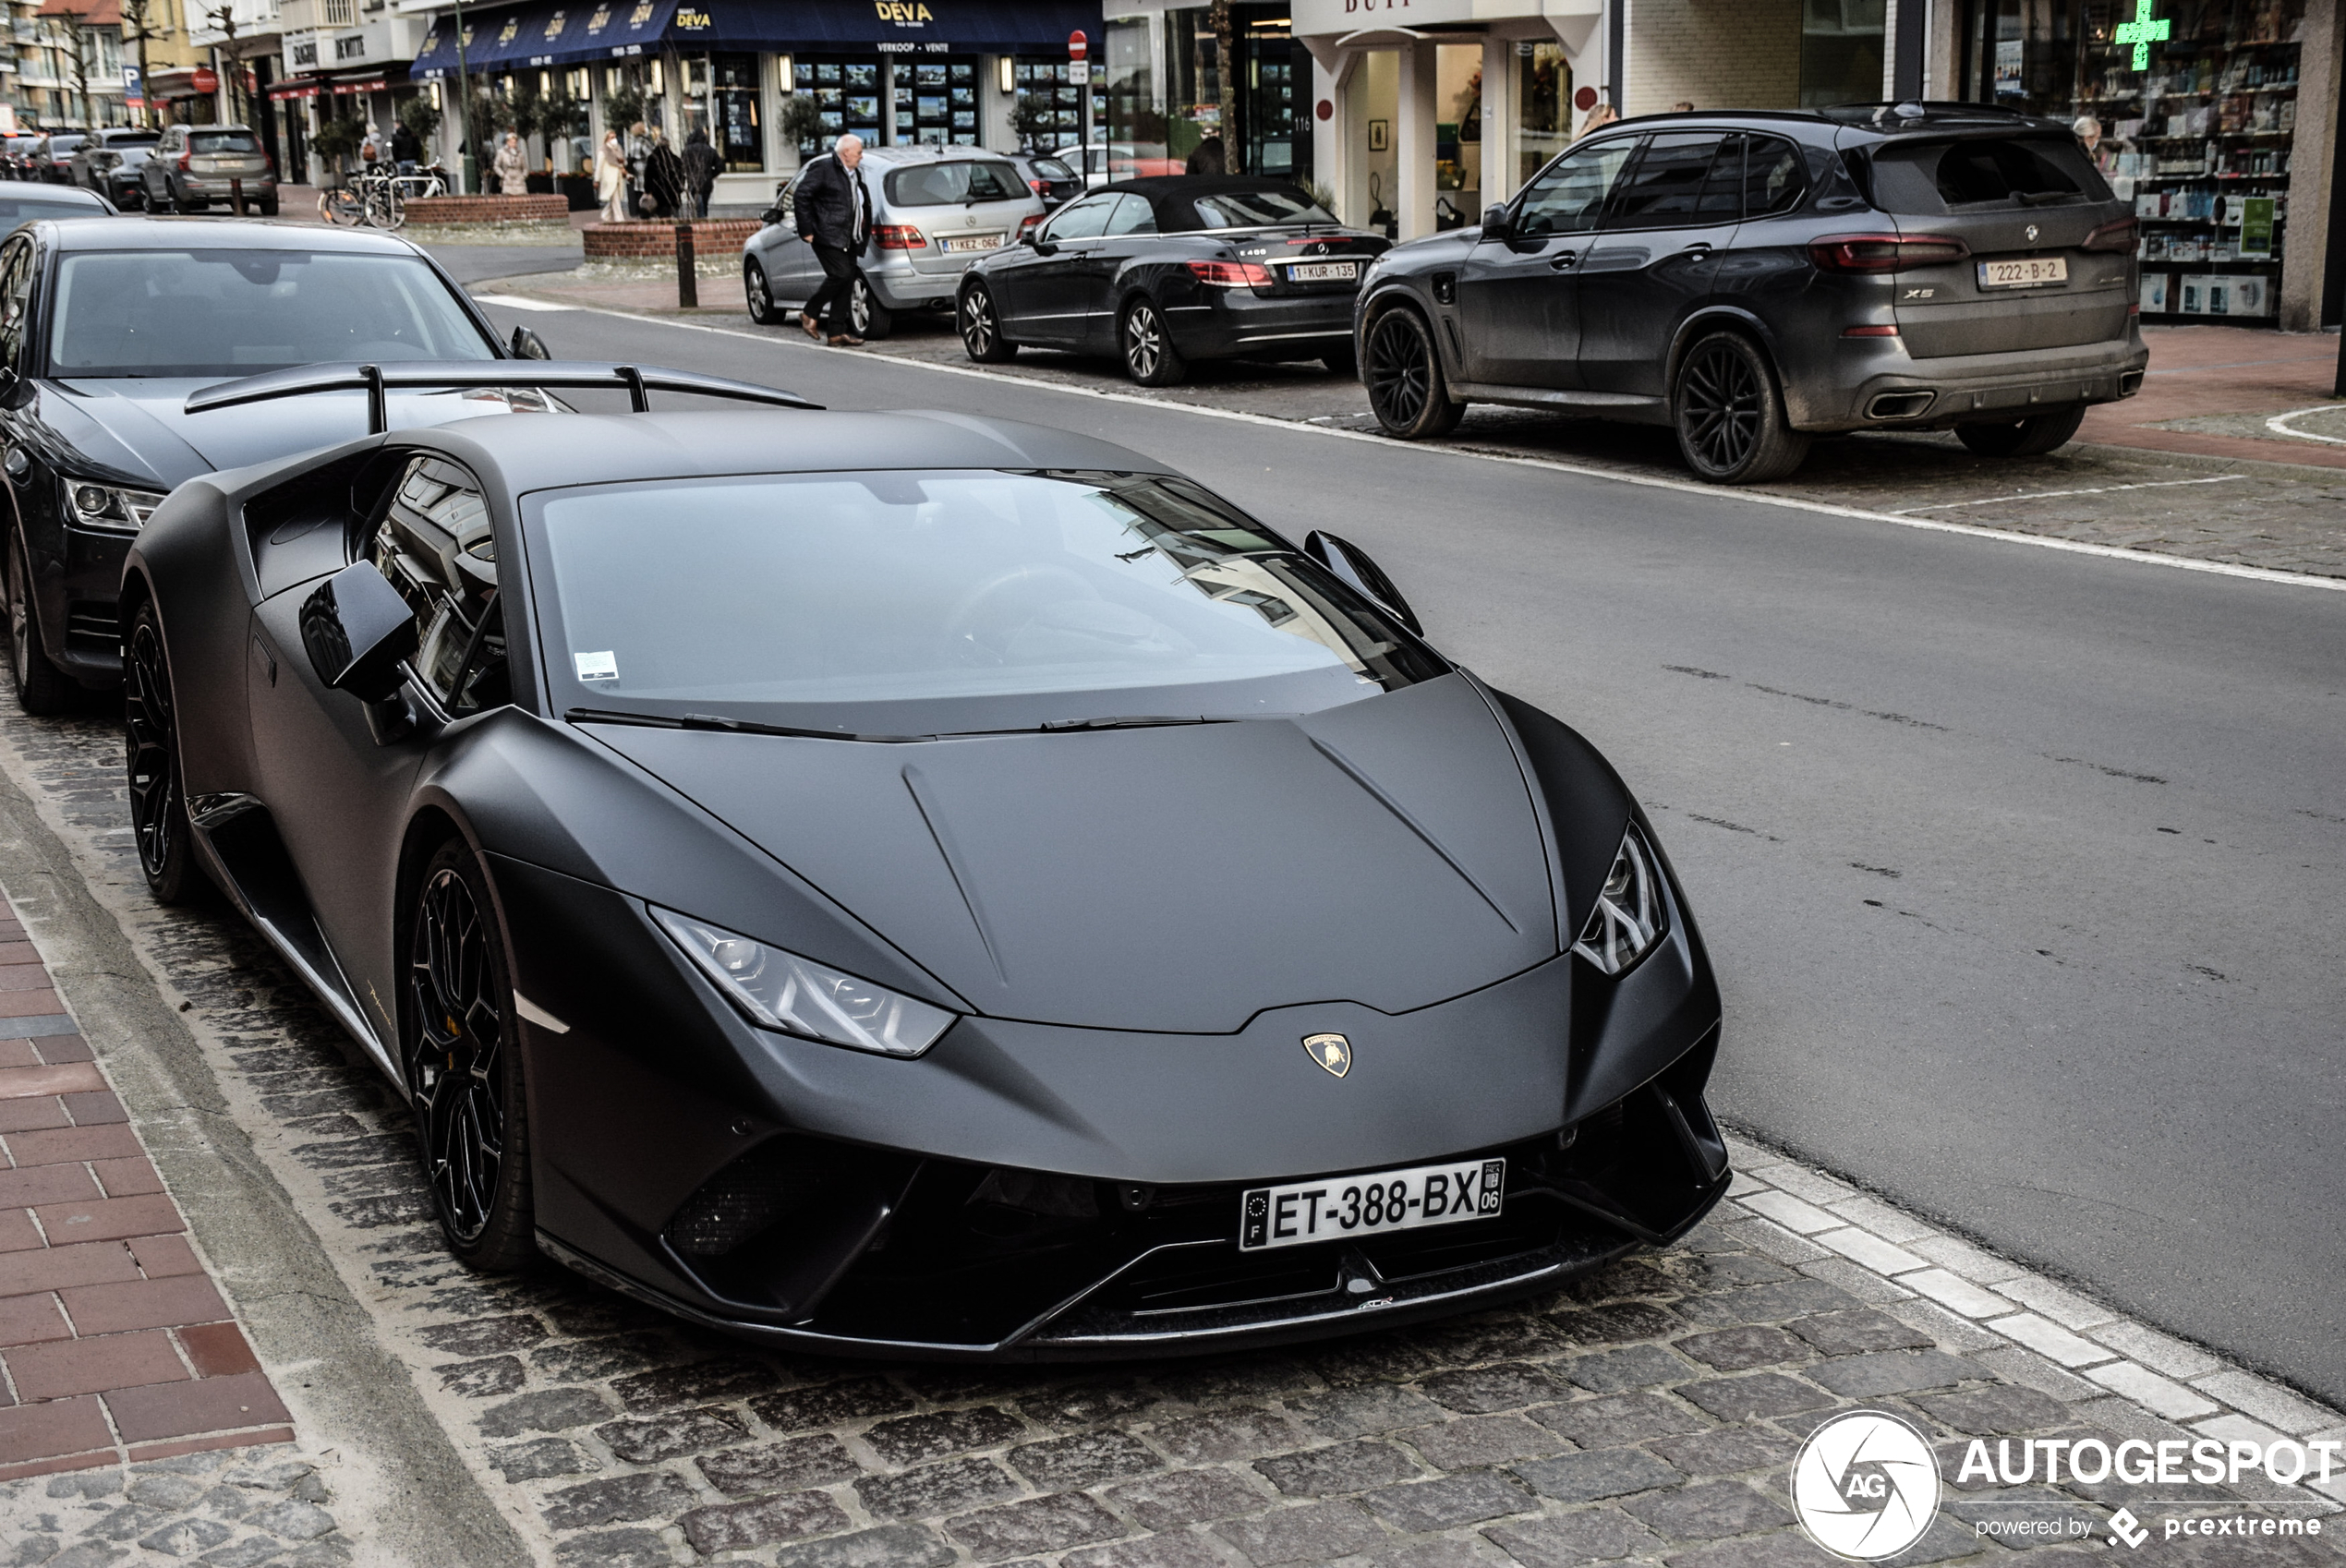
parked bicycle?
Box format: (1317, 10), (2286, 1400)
(320, 163), (449, 230)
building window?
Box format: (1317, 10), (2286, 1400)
(1800, 0), (1887, 105)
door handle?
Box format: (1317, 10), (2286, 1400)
(1548, 251), (1579, 270)
(1681, 241), (1715, 255)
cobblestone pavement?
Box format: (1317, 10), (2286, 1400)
(465, 273), (2346, 584)
(0, 693), (2337, 1567)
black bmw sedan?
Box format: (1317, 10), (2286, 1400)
(0, 218), (545, 713)
(958, 176), (1386, 385)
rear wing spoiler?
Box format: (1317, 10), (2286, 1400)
(185, 360), (822, 434)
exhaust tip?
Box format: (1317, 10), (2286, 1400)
(2118, 369), (2145, 396)
(1867, 391), (1936, 420)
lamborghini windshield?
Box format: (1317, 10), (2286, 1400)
(48, 249), (498, 378)
(529, 469), (1441, 735)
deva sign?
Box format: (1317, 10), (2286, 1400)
(875, 2), (937, 22)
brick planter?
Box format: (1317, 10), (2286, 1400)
(403, 194), (570, 225)
(583, 219), (760, 259)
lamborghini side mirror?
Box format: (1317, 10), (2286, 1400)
(301, 561), (417, 706)
(1303, 530), (1421, 637)
(510, 324), (551, 359)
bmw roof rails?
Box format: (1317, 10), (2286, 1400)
(1818, 101), (2053, 128)
(185, 361), (823, 435)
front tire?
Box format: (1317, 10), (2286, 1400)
(744, 258), (780, 324)
(1955, 404), (2086, 458)
(405, 841), (535, 1272)
(1363, 308), (1463, 439)
(1119, 297), (1186, 386)
(125, 599), (205, 905)
(960, 283), (1017, 362)
(849, 277), (893, 340)
(1672, 331), (1810, 484)
(7, 531), (74, 716)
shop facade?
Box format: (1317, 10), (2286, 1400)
(405, 0), (1095, 211)
(1935, 0), (2340, 328)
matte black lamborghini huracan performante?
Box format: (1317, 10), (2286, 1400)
(127, 368), (1727, 1357)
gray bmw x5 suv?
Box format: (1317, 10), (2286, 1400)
(1354, 103), (2147, 483)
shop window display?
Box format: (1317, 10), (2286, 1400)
(1960, 0), (2303, 322)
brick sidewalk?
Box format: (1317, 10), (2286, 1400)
(0, 896), (293, 1482)
(2078, 324), (2346, 469)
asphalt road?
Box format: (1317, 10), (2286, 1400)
(473, 297), (2346, 1407)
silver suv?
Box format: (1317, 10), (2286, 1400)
(141, 124), (278, 216)
(1355, 103), (2147, 483)
(743, 145), (1044, 339)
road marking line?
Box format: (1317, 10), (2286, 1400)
(471, 293), (2346, 595)
(2265, 404), (2346, 446)
(1891, 475), (2248, 513)
(472, 292), (573, 311)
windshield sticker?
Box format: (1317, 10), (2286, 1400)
(574, 651), (619, 682)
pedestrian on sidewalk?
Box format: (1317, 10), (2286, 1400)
(596, 127), (627, 222)
(795, 133), (871, 346)
(625, 121), (650, 217)
(645, 128), (685, 218)
(494, 131), (528, 196)
(392, 118), (421, 175)
(683, 127), (720, 220)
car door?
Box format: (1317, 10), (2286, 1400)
(995, 191), (1116, 344)
(247, 455), (508, 1043)
(1076, 193), (1159, 350)
(146, 129), (178, 204)
(1454, 136), (1639, 389)
(1574, 131), (1740, 396)
(756, 174), (818, 303)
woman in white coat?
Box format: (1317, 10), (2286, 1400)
(595, 128), (627, 222)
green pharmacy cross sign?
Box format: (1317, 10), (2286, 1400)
(2114, 0), (2170, 69)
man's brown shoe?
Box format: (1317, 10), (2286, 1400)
(828, 333), (865, 347)
(799, 314), (822, 339)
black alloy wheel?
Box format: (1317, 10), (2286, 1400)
(124, 599), (203, 903)
(405, 841), (535, 1270)
(1363, 308), (1463, 440)
(6, 531), (73, 715)
(1955, 404), (2087, 459)
(1120, 297), (1187, 387)
(960, 283), (1017, 362)
(1672, 331), (1810, 485)
(848, 276), (894, 341)
(744, 258), (780, 324)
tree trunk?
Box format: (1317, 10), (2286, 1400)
(1211, 0), (1241, 174)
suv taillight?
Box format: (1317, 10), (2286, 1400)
(1808, 234), (1969, 272)
(2082, 217), (2138, 253)
(177, 150), (191, 172)
(1186, 259), (1273, 287)
(874, 223), (925, 249)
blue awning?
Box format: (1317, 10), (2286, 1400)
(669, 0), (1101, 54)
(412, 0), (1094, 78)
(412, 0), (678, 78)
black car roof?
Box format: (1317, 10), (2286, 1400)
(1106, 175), (1312, 198)
(402, 409), (1172, 497)
(1604, 102), (2068, 141)
(44, 216), (423, 254)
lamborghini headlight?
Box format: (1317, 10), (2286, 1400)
(1571, 824), (1668, 975)
(67, 481), (166, 535)
(652, 906), (956, 1058)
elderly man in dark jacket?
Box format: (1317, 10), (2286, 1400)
(795, 134), (872, 346)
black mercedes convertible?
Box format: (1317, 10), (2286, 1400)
(126, 368), (1726, 1357)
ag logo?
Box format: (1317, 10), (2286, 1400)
(1791, 1409), (1941, 1560)
(1302, 1032), (1351, 1078)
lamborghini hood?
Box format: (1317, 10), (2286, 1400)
(40, 379), (542, 489)
(590, 673), (1562, 1034)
